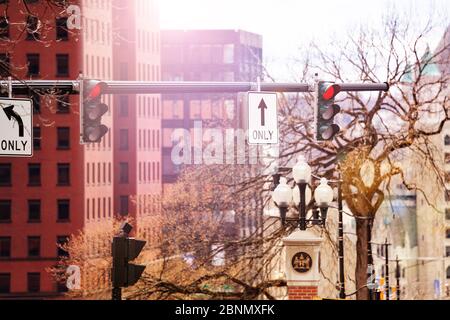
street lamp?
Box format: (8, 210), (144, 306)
(314, 177), (334, 223)
(272, 177), (292, 225)
(271, 155), (346, 299)
(271, 155), (334, 230)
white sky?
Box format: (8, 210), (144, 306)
(160, 0), (449, 80)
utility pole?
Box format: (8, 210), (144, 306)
(395, 256), (401, 300)
(367, 217), (374, 300)
(337, 176), (345, 299)
(385, 238), (390, 300)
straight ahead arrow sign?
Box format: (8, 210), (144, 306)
(258, 99), (267, 126)
(2, 105), (24, 137)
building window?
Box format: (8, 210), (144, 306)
(27, 273), (40, 293)
(28, 164), (41, 186)
(120, 196), (129, 216)
(189, 100), (201, 119)
(56, 54), (69, 77)
(199, 45), (211, 64)
(445, 153), (450, 164)
(27, 53), (40, 76)
(33, 127), (41, 150)
(211, 99), (222, 119)
(57, 236), (69, 257)
(0, 53), (9, 77)
(162, 100), (183, 119)
(119, 162), (129, 184)
(447, 229), (450, 239)
(223, 44), (234, 64)
(57, 163), (70, 186)
(119, 129), (129, 150)
(0, 274), (10, 293)
(28, 200), (41, 222)
(56, 17), (68, 41)
(0, 16), (9, 39)
(119, 96), (129, 117)
(0, 237), (11, 258)
(26, 15), (39, 40)
(445, 135), (450, 146)
(57, 280), (68, 293)
(57, 127), (70, 149)
(446, 190), (450, 202)
(0, 164), (11, 186)
(57, 199), (70, 222)
(119, 62), (128, 80)
(56, 95), (70, 113)
(0, 200), (11, 223)
(28, 236), (40, 257)
(446, 246), (450, 257)
(446, 208), (450, 220)
(32, 93), (40, 114)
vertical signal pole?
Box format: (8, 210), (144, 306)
(337, 175), (346, 299)
(395, 256), (401, 300)
(385, 239), (390, 300)
(367, 218), (374, 300)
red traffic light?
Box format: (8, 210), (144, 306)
(84, 81), (107, 101)
(322, 84), (341, 101)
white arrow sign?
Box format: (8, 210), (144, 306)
(0, 98), (33, 157)
(248, 92), (278, 145)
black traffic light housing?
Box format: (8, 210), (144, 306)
(112, 226), (146, 288)
(81, 79), (109, 143)
(316, 81), (341, 141)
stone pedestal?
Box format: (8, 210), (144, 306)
(283, 229), (323, 300)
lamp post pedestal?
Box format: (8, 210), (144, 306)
(283, 229), (322, 300)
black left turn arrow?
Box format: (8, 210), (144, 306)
(3, 105), (24, 137)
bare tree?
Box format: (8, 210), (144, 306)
(42, 5), (450, 300)
(273, 11), (449, 299)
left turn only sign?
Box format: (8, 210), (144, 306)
(0, 98), (33, 157)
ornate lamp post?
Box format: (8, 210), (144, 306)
(272, 155), (334, 230)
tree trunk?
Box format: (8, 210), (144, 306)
(355, 218), (373, 300)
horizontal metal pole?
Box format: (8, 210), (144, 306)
(0, 80), (79, 94)
(339, 82), (389, 92)
(1, 80), (390, 95)
(103, 81), (312, 94)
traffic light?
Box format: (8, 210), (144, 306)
(81, 79), (109, 143)
(112, 236), (146, 288)
(315, 81), (341, 141)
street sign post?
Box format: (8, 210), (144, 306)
(0, 98), (33, 157)
(247, 92), (278, 145)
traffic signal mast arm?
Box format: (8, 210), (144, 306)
(2, 79), (389, 144)
(1, 80), (389, 95)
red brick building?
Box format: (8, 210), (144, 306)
(112, 0), (162, 243)
(0, 0), (161, 298)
